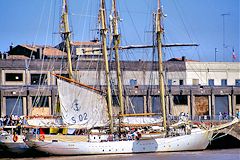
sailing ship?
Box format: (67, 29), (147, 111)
(25, 0), (239, 155)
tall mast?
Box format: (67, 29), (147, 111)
(100, 0), (114, 132)
(112, 0), (124, 115)
(61, 0), (73, 79)
(156, 0), (167, 129)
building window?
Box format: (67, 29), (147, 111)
(236, 95), (240, 105)
(6, 97), (23, 116)
(173, 95), (188, 105)
(32, 96), (49, 107)
(152, 96), (161, 113)
(235, 79), (240, 86)
(31, 74), (47, 85)
(60, 74), (69, 78)
(221, 79), (227, 86)
(168, 79), (172, 86)
(130, 79), (137, 86)
(55, 74), (69, 84)
(192, 79), (199, 85)
(179, 79), (184, 85)
(110, 79), (115, 86)
(5, 73), (23, 81)
(112, 96), (120, 107)
(76, 47), (84, 55)
(208, 79), (214, 86)
(128, 96), (144, 113)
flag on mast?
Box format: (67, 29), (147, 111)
(232, 48), (237, 60)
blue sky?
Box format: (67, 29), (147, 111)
(0, 0), (239, 62)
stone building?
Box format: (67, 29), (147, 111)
(1, 44), (240, 119)
(55, 40), (102, 60)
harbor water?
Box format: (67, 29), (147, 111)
(0, 149), (239, 160)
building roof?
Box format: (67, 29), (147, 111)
(7, 55), (30, 59)
(20, 44), (43, 52)
(19, 45), (66, 57)
(167, 57), (199, 62)
(42, 47), (66, 57)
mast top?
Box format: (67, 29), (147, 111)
(61, 0), (73, 79)
(158, 0), (161, 9)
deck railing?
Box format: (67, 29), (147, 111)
(167, 115), (237, 122)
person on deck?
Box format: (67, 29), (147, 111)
(236, 110), (240, 119)
(127, 131), (132, 140)
(0, 117), (3, 126)
(218, 112), (223, 120)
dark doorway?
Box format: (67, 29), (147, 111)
(215, 95), (229, 115)
(128, 96), (144, 114)
(6, 97), (23, 116)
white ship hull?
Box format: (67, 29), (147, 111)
(0, 135), (29, 153)
(26, 128), (212, 155)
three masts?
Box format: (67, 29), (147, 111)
(61, 0), (166, 132)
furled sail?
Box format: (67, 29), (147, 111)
(27, 117), (63, 127)
(57, 79), (109, 129)
(121, 116), (163, 126)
